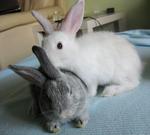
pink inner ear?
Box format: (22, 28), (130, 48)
(71, 3), (83, 33)
(61, 0), (84, 35)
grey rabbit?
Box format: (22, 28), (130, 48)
(9, 46), (89, 133)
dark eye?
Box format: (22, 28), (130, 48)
(70, 90), (72, 95)
(57, 42), (63, 49)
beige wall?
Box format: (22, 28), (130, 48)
(67, 0), (150, 29)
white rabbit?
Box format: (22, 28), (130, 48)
(32, 0), (142, 97)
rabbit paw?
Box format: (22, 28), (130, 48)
(46, 122), (60, 133)
(74, 118), (88, 128)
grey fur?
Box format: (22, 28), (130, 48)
(9, 46), (89, 133)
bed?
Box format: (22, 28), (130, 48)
(0, 30), (150, 135)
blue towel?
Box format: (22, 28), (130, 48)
(120, 29), (150, 59)
(119, 29), (150, 47)
(0, 30), (150, 135)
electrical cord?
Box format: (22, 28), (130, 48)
(84, 16), (104, 30)
(55, 19), (63, 29)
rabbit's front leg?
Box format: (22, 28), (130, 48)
(101, 79), (139, 97)
(46, 121), (61, 133)
(74, 111), (89, 128)
(88, 84), (97, 96)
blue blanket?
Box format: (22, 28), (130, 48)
(0, 30), (150, 135)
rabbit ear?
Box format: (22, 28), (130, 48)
(32, 10), (53, 35)
(9, 65), (46, 87)
(32, 46), (61, 80)
(60, 0), (85, 36)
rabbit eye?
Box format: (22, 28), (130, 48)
(70, 90), (72, 95)
(57, 42), (63, 49)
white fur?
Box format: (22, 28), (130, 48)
(43, 31), (142, 96)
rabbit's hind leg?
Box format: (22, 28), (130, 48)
(88, 84), (97, 97)
(100, 79), (139, 97)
